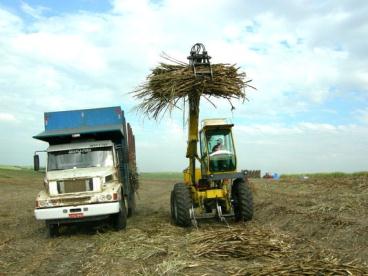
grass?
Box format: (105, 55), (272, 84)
(281, 171), (368, 179)
(1, 166), (367, 181)
(0, 168), (183, 182)
(0, 167), (44, 179)
(139, 172), (182, 181)
(0, 165), (31, 170)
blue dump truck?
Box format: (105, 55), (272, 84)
(33, 106), (138, 237)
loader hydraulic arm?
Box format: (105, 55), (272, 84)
(186, 93), (200, 186)
(186, 43), (212, 186)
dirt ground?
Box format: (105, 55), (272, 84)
(0, 169), (367, 275)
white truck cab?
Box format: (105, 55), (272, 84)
(33, 106), (137, 237)
(35, 140), (122, 219)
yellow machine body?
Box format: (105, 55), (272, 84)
(183, 168), (201, 184)
(183, 168), (230, 198)
(170, 44), (252, 227)
(182, 119), (239, 218)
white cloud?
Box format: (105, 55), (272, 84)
(0, 8), (22, 31)
(236, 122), (346, 136)
(20, 1), (48, 19)
(0, 113), (16, 122)
(234, 123), (368, 173)
(356, 108), (368, 124)
(12, 33), (107, 74)
(0, 0), (367, 172)
(134, 119), (187, 171)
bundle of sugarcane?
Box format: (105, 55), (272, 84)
(132, 55), (253, 119)
(189, 227), (292, 260)
(230, 259), (368, 276)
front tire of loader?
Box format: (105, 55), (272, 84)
(112, 199), (127, 230)
(171, 183), (192, 227)
(232, 178), (253, 222)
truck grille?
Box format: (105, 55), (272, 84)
(50, 196), (91, 205)
(58, 179), (92, 193)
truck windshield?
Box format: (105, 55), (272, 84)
(48, 147), (114, 171)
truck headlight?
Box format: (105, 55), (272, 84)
(37, 199), (49, 207)
(97, 194), (114, 202)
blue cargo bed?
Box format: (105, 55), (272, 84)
(33, 106), (126, 144)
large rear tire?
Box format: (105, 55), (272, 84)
(170, 190), (175, 221)
(112, 199), (127, 230)
(232, 178), (253, 222)
(171, 183), (192, 227)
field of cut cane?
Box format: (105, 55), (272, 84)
(0, 168), (367, 275)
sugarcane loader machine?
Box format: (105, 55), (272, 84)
(170, 44), (253, 227)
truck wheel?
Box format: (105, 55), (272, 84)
(232, 178), (253, 222)
(127, 192), (136, 217)
(171, 183), (192, 227)
(47, 223), (59, 238)
(112, 199), (127, 230)
(170, 190), (175, 221)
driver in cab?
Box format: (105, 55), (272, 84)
(212, 138), (224, 152)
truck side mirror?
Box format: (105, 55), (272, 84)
(34, 154), (40, 171)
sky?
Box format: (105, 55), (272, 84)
(0, 0), (367, 173)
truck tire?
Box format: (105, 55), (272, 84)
(171, 183), (192, 227)
(232, 178), (253, 222)
(112, 199), (127, 230)
(170, 190), (175, 221)
(47, 223), (59, 238)
(127, 192), (136, 217)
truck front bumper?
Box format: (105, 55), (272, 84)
(34, 202), (120, 221)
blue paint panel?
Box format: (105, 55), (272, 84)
(84, 107), (122, 127)
(45, 106), (123, 131)
(45, 111), (83, 130)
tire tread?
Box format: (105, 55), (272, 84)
(232, 179), (253, 222)
(171, 183), (192, 227)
